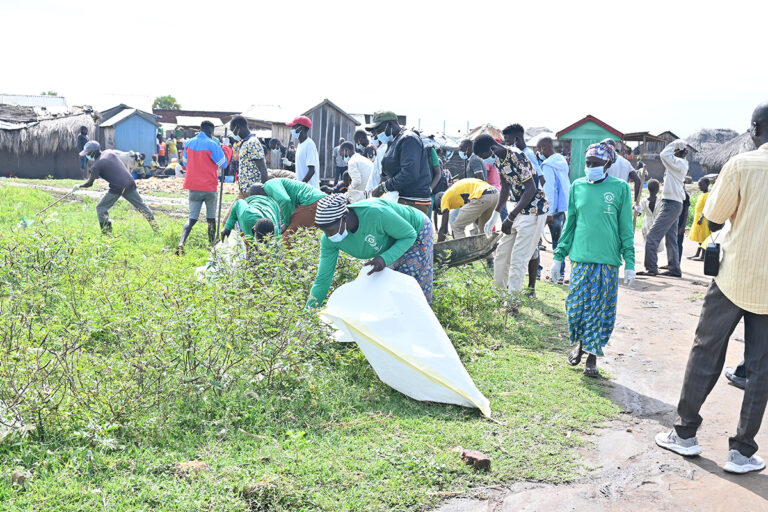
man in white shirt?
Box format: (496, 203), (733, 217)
(342, 141), (373, 203)
(639, 139), (689, 277)
(602, 138), (642, 202)
(287, 115), (320, 189)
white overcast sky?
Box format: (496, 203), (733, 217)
(2, 0), (766, 140)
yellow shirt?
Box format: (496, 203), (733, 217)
(440, 178), (495, 211)
(703, 143), (768, 314)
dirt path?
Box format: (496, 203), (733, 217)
(436, 234), (768, 512)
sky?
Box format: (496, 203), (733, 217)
(2, 0), (766, 141)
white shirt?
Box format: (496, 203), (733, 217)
(367, 142), (387, 190)
(346, 153), (373, 203)
(295, 137), (320, 189)
(607, 155), (634, 182)
(659, 140), (689, 203)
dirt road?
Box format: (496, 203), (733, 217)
(436, 234), (768, 512)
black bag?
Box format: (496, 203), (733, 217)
(703, 242), (720, 276)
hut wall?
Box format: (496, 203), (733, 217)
(557, 122), (618, 182)
(304, 104), (357, 183)
(0, 150), (82, 179)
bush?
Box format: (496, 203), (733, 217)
(0, 225), (360, 439)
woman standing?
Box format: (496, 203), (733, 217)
(550, 143), (636, 377)
(687, 177), (711, 260)
(307, 195), (434, 308)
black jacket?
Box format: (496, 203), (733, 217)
(381, 129), (432, 202)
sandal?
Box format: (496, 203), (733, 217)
(567, 343), (584, 366)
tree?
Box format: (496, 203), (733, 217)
(40, 91), (58, 96)
(153, 95), (181, 110)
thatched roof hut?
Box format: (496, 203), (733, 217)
(0, 105), (99, 178)
(697, 132), (756, 173)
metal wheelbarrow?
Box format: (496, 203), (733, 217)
(434, 233), (500, 268)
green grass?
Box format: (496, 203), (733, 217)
(0, 185), (619, 511)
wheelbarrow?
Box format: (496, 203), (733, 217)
(434, 233), (500, 268)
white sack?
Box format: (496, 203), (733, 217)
(320, 268), (491, 417)
(194, 235), (247, 281)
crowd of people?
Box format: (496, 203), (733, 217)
(73, 101), (768, 474)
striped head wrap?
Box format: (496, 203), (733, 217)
(314, 194), (349, 227)
(586, 142), (616, 163)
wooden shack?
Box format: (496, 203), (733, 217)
(301, 99), (361, 181)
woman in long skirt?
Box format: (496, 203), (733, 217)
(550, 142), (636, 377)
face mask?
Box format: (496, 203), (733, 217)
(328, 220), (348, 243)
(291, 129), (299, 139)
(86, 154), (95, 161)
(343, 155), (351, 164)
(585, 166), (606, 182)
(231, 132), (242, 142)
(376, 127), (393, 145)
(458, 151), (468, 160)
(536, 152), (545, 161)
(356, 143), (364, 151)
(271, 148), (281, 154)
(482, 154), (497, 166)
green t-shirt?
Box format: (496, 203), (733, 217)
(554, 176), (635, 269)
(428, 147), (439, 168)
(224, 195), (282, 240)
(264, 178), (326, 226)
(307, 199), (426, 307)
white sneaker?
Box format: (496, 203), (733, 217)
(655, 429), (702, 456)
(723, 450), (765, 474)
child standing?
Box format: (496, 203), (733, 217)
(635, 179), (662, 251)
(687, 178), (711, 260)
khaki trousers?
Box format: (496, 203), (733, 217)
(451, 192), (498, 239)
(493, 213), (547, 293)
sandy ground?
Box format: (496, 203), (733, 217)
(435, 233), (768, 512)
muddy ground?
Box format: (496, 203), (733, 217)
(436, 234), (767, 512)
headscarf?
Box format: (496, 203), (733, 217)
(586, 142), (616, 163)
(314, 194), (349, 226)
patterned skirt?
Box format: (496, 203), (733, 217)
(390, 217), (435, 305)
(565, 262), (619, 357)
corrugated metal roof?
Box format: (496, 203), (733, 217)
(0, 94), (68, 108)
(100, 108), (137, 127)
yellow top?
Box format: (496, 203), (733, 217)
(440, 179), (495, 211)
(703, 143), (768, 314)
(688, 192), (711, 243)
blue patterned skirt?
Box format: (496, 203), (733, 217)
(565, 262), (618, 357)
(390, 217), (435, 305)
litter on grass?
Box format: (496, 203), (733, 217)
(320, 268), (491, 417)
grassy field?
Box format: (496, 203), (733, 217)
(0, 185), (619, 511)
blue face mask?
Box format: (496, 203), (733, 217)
(586, 166), (606, 182)
(458, 151), (467, 160)
(291, 129), (299, 139)
(482, 154), (497, 166)
(343, 155), (351, 164)
(376, 129), (393, 145)
(271, 148), (281, 154)
(231, 133), (242, 142)
(328, 221), (348, 243)
(86, 154), (95, 161)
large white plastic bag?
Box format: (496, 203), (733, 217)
(320, 268), (491, 417)
(194, 235), (248, 281)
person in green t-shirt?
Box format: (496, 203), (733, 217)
(263, 178), (326, 238)
(221, 184), (282, 242)
(551, 142), (636, 378)
(307, 194), (434, 308)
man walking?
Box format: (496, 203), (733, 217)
(77, 141), (158, 233)
(656, 102), (768, 474)
(177, 121), (228, 254)
(288, 115), (320, 189)
(639, 139), (689, 277)
(368, 110), (433, 215)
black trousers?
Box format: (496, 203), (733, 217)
(675, 280), (768, 457)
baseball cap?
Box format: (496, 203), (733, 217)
(365, 111), (398, 131)
(287, 115), (312, 129)
(79, 140), (100, 156)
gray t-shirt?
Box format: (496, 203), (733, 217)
(90, 150), (136, 194)
(467, 153), (487, 181)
